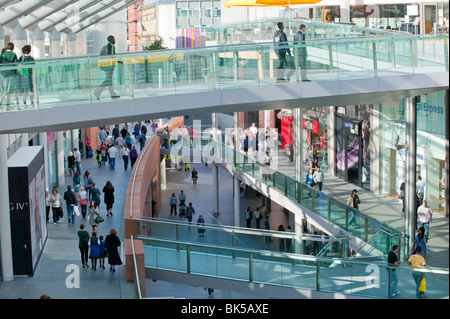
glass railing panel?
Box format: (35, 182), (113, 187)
(286, 176), (297, 201)
(217, 249), (250, 282)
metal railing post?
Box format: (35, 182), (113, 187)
(372, 41), (378, 78)
(249, 253), (253, 283)
(328, 44), (334, 74)
(186, 245), (191, 274)
(316, 261), (320, 291)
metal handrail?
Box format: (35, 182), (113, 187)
(130, 235), (143, 299)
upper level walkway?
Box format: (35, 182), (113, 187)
(0, 35), (448, 134)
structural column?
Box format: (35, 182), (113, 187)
(370, 104), (381, 195)
(56, 131), (65, 187)
(72, 129), (79, 154)
(160, 157), (166, 190)
(31, 26), (45, 59)
(0, 134), (14, 281)
(294, 108), (303, 181)
(328, 106), (336, 177)
(234, 176), (241, 227)
(294, 211), (304, 254)
(213, 164), (219, 215)
(39, 132), (49, 191)
(21, 133), (29, 146)
(405, 97), (417, 252)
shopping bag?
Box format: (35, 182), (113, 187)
(74, 205), (80, 217)
(418, 277), (426, 293)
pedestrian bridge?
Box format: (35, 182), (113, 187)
(0, 35), (448, 134)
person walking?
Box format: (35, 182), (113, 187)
(78, 224), (90, 269)
(347, 189), (360, 229)
(413, 226), (428, 260)
(88, 200), (100, 233)
(416, 176), (425, 203)
(92, 35), (120, 101)
(49, 188), (63, 224)
(78, 186), (88, 220)
(83, 170), (93, 200)
(74, 148), (82, 174)
(73, 171), (81, 193)
(67, 152), (76, 177)
(108, 144), (118, 170)
(63, 185), (77, 224)
(88, 231), (100, 271)
(130, 145), (138, 168)
(170, 193), (178, 215)
(399, 178), (406, 215)
(191, 168), (198, 185)
(17, 44), (35, 107)
(103, 181), (115, 217)
(408, 245), (427, 299)
(98, 235), (107, 269)
(105, 228), (122, 272)
(0, 42), (19, 109)
(185, 202), (196, 224)
(121, 144), (130, 171)
(254, 207), (262, 229)
(387, 245), (401, 297)
(306, 168), (315, 198)
(313, 166), (324, 192)
(263, 151), (272, 181)
(273, 22), (293, 83)
(197, 215), (205, 237)
(264, 216), (271, 242)
(90, 182), (101, 208)
(244, 206), (253, 228)
(293, 24), (310, 82)
(45, 189), (51, 222)
(417, 200), (432, 238)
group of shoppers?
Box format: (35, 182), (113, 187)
(0, 42), (35, 110)
(77, 225), (122, 272)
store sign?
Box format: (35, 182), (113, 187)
(303, 118), (319, 133)
(396, 147), (425, 165)
(416, 102), (444, 115)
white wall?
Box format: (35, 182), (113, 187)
(158, 3), (177, 49)
(93, 9), (128, 54)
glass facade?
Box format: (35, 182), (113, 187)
(380, 90), (447, 211)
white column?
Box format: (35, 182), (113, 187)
(294, 211), (304, 255)
(0, 26), (5, 55)
(57, 131), (65, 187)
(340, 0), (351, 24)
(160, 156), (166, 190)
(0, 134), (14, 281)
(294, 108), (303, 181)
(39, 132), (49, 191)
(21, 133), (29, 146)
(370, 104), (381, 195)
(31, 26), (45, 59)
(234, 176), (240, 227)
(66, 30), (77, 56)
(328, 106), (336, 177)
(213, 163), (219, 215)
(72, 129), (79, 155)
(405, 97), (417, 251)
(50, 28), (61, 57)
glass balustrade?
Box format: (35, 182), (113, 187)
(139, 235), (449, 299)
(136, 217), (350, 258)
(0, 36), (447, 114)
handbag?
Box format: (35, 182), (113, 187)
(95, 215), (104, 224)
(58, 207), (64, 218)
(80, 198), (88, 206)
(74, 205), (80, 217)
(418, 277), (426, 293)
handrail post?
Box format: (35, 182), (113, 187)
(328, 44), (334, 74)
(32, 65), (39, 108)
(284, 175), (288, 196)
(372, 41), (378, 78)
(364, 217), (369, 242)
(249, 253), (253, 283)
(176, 224), (181, 251)
(345, 206), (349, 230)
(391, 40), (396, 69)
(387, 268), (393, 299)
(316, 261), (320, 291)
(186, 245), (191, 274)
(232, 231), (236, 258)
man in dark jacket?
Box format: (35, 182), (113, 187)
(274, 22), (294, 82)
(293, 24), (310, 82)
(92, 35), (120, 101)
(64, 185), (78, 224)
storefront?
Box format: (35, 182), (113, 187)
(302, 109), (329, 172)
(334, 105), (371, 190)
(380, 90), (447, 211)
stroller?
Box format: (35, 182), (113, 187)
(179, 202), (186, 217)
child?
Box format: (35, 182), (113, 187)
(98, 235), (107, 269)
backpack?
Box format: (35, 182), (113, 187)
(100, 45), (109, 56)
(82, 232), (89, 246)
(245, 210), (251, 220)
